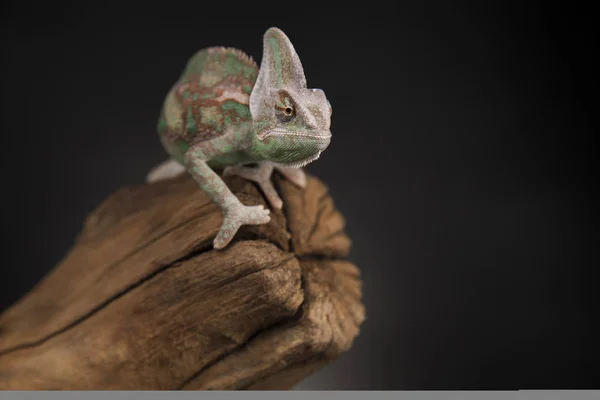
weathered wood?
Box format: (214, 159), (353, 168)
(0, 172), (364, 390)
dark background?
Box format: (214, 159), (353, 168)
(0, 1), (598, 390)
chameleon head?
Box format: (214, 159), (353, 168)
(249, 27), (332, 168)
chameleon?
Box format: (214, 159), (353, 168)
(146, 27), (333, 249)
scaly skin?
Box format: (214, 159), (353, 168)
(156, 27), (333, 249)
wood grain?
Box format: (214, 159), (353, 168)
(0, 172), (365, 390)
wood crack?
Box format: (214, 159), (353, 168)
(0, 242), (213, 357)
(178, 263), (309, 390)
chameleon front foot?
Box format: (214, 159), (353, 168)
(214, 203), (271, 249)
(223, 163), (283, 209)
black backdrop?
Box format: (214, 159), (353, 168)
(1, 1), (598, 390)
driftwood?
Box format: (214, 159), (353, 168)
(0, 171), (365, 390)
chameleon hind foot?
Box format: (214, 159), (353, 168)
(223, 162), (283, 209)
(214, 202), (271, 249)
(146, 158), (186, 183)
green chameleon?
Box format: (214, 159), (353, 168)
(147, 27), (333, 249)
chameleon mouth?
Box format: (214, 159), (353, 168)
(273, 151), (323, 169)
(266, 129), (332, 141)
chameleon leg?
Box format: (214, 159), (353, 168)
(146, 158), (186, 183)
(223, 162), (283, 209)
(273, 166), (307, 188)
(185, 145), (271, 249)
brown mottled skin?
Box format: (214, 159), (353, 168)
(149, 27), (333, 249)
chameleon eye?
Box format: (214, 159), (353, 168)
(276, 99), (295, 122)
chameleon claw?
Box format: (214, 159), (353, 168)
(213, 203), (271, 249)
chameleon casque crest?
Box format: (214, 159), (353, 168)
(147, 27), (333, 249)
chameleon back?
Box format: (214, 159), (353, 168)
(158, 47), (259, 164)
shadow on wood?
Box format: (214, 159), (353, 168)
(0, 172), (365, 390)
